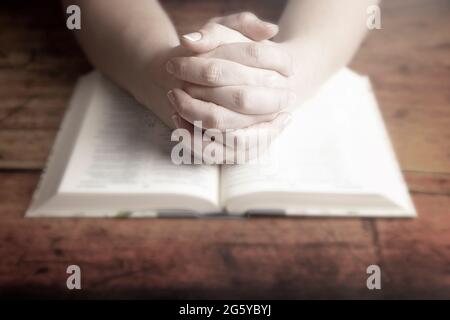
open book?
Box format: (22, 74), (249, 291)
(26, 69), (416, 218)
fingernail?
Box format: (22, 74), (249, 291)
(263, 22), (278, 30)
(167, 90), (176, 106)
(182, 32), (202, 42)
(166, 61), (175, 74)
(172, 114), (181, 128)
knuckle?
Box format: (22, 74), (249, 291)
(246, 43), (262, 62)
(239, 12), (257, 35)
(202, 62), (222, 85)
(176, 59), (188, 78)
(239, 12), (256, 24)
(233, 89), (251, 112)
(203, 22), (220, 33)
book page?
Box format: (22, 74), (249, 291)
(221, 69), (415, 216)
(221, 70), (365, 204)
(347, 77), (416, 213)
(59, 74), (219, 205)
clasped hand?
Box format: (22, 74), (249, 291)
(166, 13), (297, 162)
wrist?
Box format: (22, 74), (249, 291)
(280, 39), (331, 103)
(138, 46), (182, 93)
(130, 45), (188, 128)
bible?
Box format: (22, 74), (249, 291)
(26, 69), (416, 217)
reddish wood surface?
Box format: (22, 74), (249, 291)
(0, 0), (449, 299)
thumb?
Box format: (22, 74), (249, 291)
(211, 12), (279, 41)
(180, 22), (252, 54)
(181, 12), (279, 54)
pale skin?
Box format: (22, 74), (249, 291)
(64, 0), (379, 161)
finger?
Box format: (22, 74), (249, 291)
(168, 88), (277, 131)
(181, 22), (251, 54)
(199, 42), (294, 77)
(172, 114), (235, 164)
(240, 111), (292, 141)
(207, 111), (292, 157)
(172, 113), (291, 164)
(167, 57), (289, 88)
(184, 84), (297, 115)
(210, 12), (279, 41)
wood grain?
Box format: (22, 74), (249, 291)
(0, 172), (449, 299)
(351, 0), (450, 173)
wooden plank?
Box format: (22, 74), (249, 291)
(0, 94), (68, 130)
(0, 172), (39, 218)
(0, 217), (379, 299)
(0, 171), (449, 298)
(350, 0), (450, 173)
(0, 130), (57, 170)
(405, 171), (450, 195)
(0, 172), (376, 299)
(375, 194), (450, 299)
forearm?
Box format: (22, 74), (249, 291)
(64, 0), (180, 124)
(277, 0), (380, 91)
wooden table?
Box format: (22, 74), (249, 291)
(0, 0), (449, 299)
